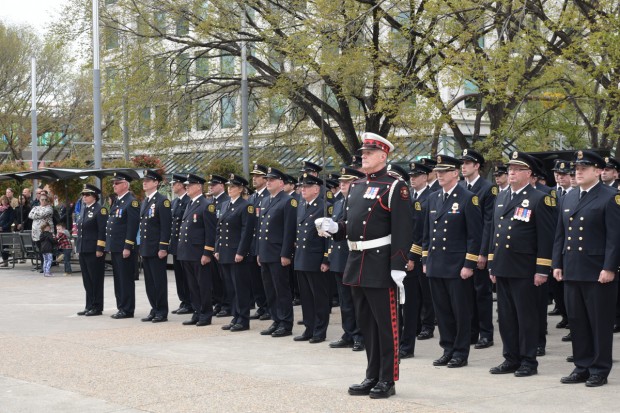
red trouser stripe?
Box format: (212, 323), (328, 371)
(389, 287), (399, 381)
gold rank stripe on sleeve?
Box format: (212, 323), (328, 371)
(159, 242), (169, 245)
(97, 240), (106, 247)
(204, 246), (215, 251)
(422, 250), (429, 257)
(536, 258), (552, 266)
(487, 253), (494, 261)
(125, 240), (135, 245)
(324, 252), (329, 257)
(410, 244), (422, 255)
(465, 253), (479, 262)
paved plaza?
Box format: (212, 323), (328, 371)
(0, 264), (618, 413)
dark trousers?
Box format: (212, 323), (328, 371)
(110, 251), (136, 314)
(400, 268), (422, 354)
(536, 281), (549, 349)
(429, 277), (473, 359)
(297, 270), (331, 339)
(211, 261), (229, 312)
(249, 256), (268, 315)
(182, 260), (213, 321)
(352, 286), (399, 382)
(334, 273), (362, 343)
(496, 277), (540, 368)
(549, 276), (567, 317)
(78, 252), (105, 312)
(471, 268), (494, 341)
(565, 280), (618, 378)
(261, 261), (293, 330)
(220, 261), (235, 314)
(142, 255), (169, 317)
(172, 255), (192, 310)
(221, 261), (252, 327)
(418, 272), (435, 332)
(289, 262), (300, 299)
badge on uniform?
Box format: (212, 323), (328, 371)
(88, 212), (93, 218)
(364, 187), (379, 199)
(149, 203), (156, 218)
(514, 207), (531, 222)
(255, 207), (260, 217)
(521, 199), (529, 208)
(450, 203), (460, 214)
(193, 213), (197, 223)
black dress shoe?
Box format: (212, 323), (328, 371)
(229, 324), (249, 332)
(613, 324), (620, 333)
(249, 312), (262, 320)
(296, 320), (304, 325)
(490, 361), (519, 374)
(561, 372), (589, 384)
(514, 365), (537, 377)
(536, 346), (546, 356)
(152, 316), (167, 323)
(566, 355), (574, 362)
(309, 337), (325, 344)
(447, 357), (468, 368)
(221, 324), (233, 330)
(85, 309), (102, 317)
(111, 311), (133, 319)
(585, 375), (607, 387)
(171, 308), (179, 314)
(77, 309), (89, 316)
(292, 298), (301, 306)
(556, 318), (569, 329)
(183, 318), (198, 325)
(259, 313), (271, 321)
(399, 350), (414, 359)
(417, 330), (434, 340)
(196, 319), (211, 326)
(352, 341), (365, 351)
(548, 307), (561, 316)
(176, 307), (192, 315)
(369, 381), (395, 399)
(215, 310), (231, 318)
(433, 354), (452, 366)
(562, 332), (572, 342)
(260, 324), (278, 335)
(141, 314), (155, 322)
(348, 378), (378, 396)
(294, 334), (311, 342)
(474, 338), (494, 349)
(330, 339), (353, 348)
(271, 327), (292, 337)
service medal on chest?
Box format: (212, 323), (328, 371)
(364, 187), (380, 199)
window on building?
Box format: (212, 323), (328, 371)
(220, 96), (236, 128)
(269, 96), (286, 125)
(105, 67), (118, 93)
(195, 53), (209, 79)
(221, 55), (235, 76)
(196, 100), (211, 131)
(105, 0), (117, 5)
(178, 101), (192, 132)
(154, 11), (167, 33)
(177, 53), (191, 85)
(138, 107), (151, 136)
(322, 84), (338, 109)
(104, 26), (119, 50)
(463, 80), (480, 109)
(153, 57), (169, 86)
(154, 106), (168, 133)
(176, 15), (189, 36)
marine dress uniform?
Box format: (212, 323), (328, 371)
(216, 174), (256, 332)
(488, 152), (556, 376)
(75, 184), (107, 316)
(106, 172), (140, 319)
(422, 155), (482, 367)
(553, 151), (620, 387)
(139, 170), (172, 322)
(169, 174), (192, 314)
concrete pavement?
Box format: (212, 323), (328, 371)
(0, 263), (618, 412)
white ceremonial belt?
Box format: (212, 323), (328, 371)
(348, 235), (391, 251)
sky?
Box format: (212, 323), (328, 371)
(0, 0), (70, 31)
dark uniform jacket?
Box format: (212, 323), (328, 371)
(294, 197), (330, 272)
(488, 184), (556, 278)
(552, 182), (620, 281)
(177, 195), (217, 261)
(422, 184), (482, 278)
(215, 197), (256, 264)
(333, 167), (414, 288)
(249, 188), (268, 256)
(139, 191), (172, 257)
(169, 193), (190, 255)
(105, 192), (139, 253)
(328, 197), (348, 273)
(213, 192), (230, 221)
(407, 186), (431, 262)
(75, 202), (107, 253)
(461, 177), (497, 257)
(257, 190), (297, 263)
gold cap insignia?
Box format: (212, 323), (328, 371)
(577, 151), (583, 159)
(512, 152), (518, 159)
(268, 167), (272, 173)
(560, 162), (565, 169)
(437, 155), (442, 163)
(605, 157), (609, 163)
(341, 167), (345, 174)
(463, 149), (468, 156)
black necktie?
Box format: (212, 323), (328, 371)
(580, 191), (587, 200)
(443, 192), (449, 203)
(467, 183), (472, 191)
(557, 188), (564, 197)
(413, 192), (418, 200)
(510, 192), (515, 201)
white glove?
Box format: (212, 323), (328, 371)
(391, 270), (407, 304)
(314, 217), (338, 237)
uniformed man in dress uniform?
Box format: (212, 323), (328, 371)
(216, 174), (256, 332)
(553, 150), (620, 387)
(459, 149), (497, 349)
(601, 157), (620, 186)
(422, 155), (482, 368)
(248, 164), (270, 320)
(178, 173), (217, 327)
(494, 165), (509, 192)
(169, 173), (192, 315)
(487, 151), (556, 377)
(420, 158), (440, 192)
(139, 170), (172, 323)
(317, 132), (413, 399)
(328, 167), (366, 352)
(293, 173), (331, 343)
(284, 175), (301, 306)
(106, 172), (140, 319)
(208, 174), (232, 317)
(257, 167), (298, 338)
(75, 184), (107, 317)
(402, 162), (433, 357)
